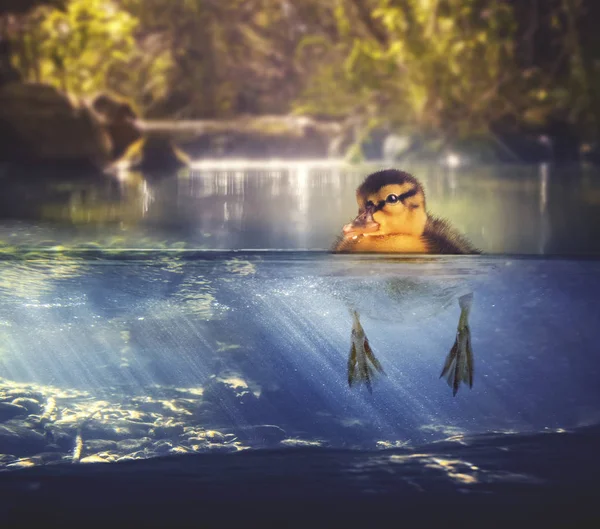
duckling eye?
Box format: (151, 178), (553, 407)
(386, 194), (399, 204)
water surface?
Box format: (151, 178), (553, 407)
(1, 162), (600, 254)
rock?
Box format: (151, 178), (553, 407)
(83, 439), (119, 454)
(0, 82), (112, 170)
(90, 92), (141, 160)
(184, 437), (210, 450)
(43, 425), (75, 452)
(150, 424), (185, 439)
(116, 455), (137, 463)
(80, 419), (151, 441)
(6, 459), (37, 469)
(34, 451), (66, 463)
(232, 425), (287, 446)
(116, 135), (190, 173)
(127, 450), (150, 460)
(11, 397), (43, 415)
(0, 402), (28, 422)
(79, 455), (110, 464)
(205, 442), (241, 453)
(0, 422), (47, 457)
(153, 441), (173, 455)
(169, 445), (193, 455)
(117, 437), (151, 453)
(204, 430), (226, 442)
(132, 399), (189, 416)
(91, 92), (136, 122)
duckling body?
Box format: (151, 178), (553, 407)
(332, 169), (480, 395)
(335, 216), (477, 254)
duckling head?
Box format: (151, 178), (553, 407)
(342, 169), (428, 240)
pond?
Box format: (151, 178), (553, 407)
(0, 161), (599, 528)
(1, 161), (600, 254)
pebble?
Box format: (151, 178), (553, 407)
(0, 423), (47, 457)
(79, 455), (110, 464)
(154, 441), (173, 455)
(83, 439), (119, 453)
(204, 430), (226, 442)
(80, 420), (150, 441)
(117, 437), (151, 452)
(43, 426), (75, 452)
(150, 424), (184, 439)
(0, 402), (28, 422)
(6, 459), (37, 469)
(232, 425), (287, 445)
(11, 398), (43, 415)
(0, 378), (294, 473)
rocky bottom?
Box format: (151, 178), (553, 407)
(0, 376), (325, 470)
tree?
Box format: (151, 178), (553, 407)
(294, 0), (527, 142)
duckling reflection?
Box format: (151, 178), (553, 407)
(333, 169), (480, 396)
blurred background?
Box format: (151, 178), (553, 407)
(0, 0), (599, 253)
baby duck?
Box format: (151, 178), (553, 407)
(333, 169), (479, 396)
(334, 169), (479, 254)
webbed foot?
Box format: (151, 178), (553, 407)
(348, 311), (385, 393)
(440, 293), (474, 396)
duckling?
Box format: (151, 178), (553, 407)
(333, 169), (480, 396)
(333, 169), (479, 254)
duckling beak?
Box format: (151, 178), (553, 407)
(342, 207), (380, 239)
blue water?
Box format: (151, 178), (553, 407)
(1, 252), (599, 457)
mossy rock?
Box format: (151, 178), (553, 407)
(90, 92), (141, 160)
(0, 82), (111, 171)
(117, 135), (190, 173)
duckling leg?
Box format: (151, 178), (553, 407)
(440, 293), (474, 396)
(348, 310), (385, 393)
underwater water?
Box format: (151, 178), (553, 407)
(1, 162), (600, 527)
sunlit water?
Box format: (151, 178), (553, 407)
(0, 162), (599, 527)
(0, 249), (599, 465)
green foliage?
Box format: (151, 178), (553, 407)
(3, 0), (600, 141)
(16, 0), (137, 93)
(11, 0), (171, 113)
(294, 0), (523, 140)
(117, 0), (299, 118)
